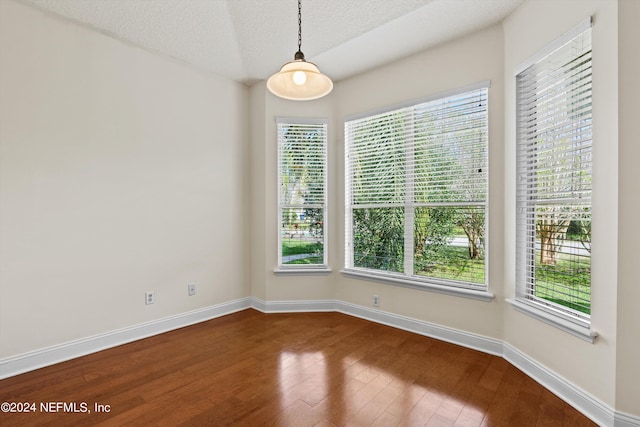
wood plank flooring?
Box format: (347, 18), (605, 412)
(0, 309), (597, 426)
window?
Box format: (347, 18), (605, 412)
(277, 118), (328, 271)
(344, 84), (489, 296)
(515, 19), (593, 333)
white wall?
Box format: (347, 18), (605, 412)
(248, 83), (266, 301)
(616, 0), (640, 416)
(503, 0), (619, 409)
(0, 0), (249, 358)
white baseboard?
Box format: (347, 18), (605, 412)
(2, 297), (638, 426)
(0, 297), (251, 380)
(615, 411), (640, 427)
(250, 297), (335, 313)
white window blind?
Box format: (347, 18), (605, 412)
(278, 119), (328, 268)
(516, 22), (592, 322)
(345, 85), (488, 289)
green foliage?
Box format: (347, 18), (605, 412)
(351, 112), (406, 205)
(566, 218), (591, 254)
(304, 208), (324, 241)
(566, 220), (582, 239)
(414, 207), (456, 272)
(282, 239), (323, 265)
(282, 240), (322, 257)
(286, 256), (324, 265)
(456, 208), (485, 260)
(353, 207), (404, 272)
(535, 252), (591, 314)
(416, 246), (485, 284)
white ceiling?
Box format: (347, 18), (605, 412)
(22, 0), (525, 84)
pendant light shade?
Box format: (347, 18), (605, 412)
(267, 1), (333, 101)
(267, 53), (333, 101)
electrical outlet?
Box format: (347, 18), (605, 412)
(188, 284), (196, 296)
(145, 291), (155, 305)
(372, 295), (380, 307)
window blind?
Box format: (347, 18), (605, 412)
(516, 25), (592, 320)
(345, 86), (488, 288)
(278, 120), (327, 267)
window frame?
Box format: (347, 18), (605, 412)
(342, 82), (493, 301)
(275, 117), (330, 274)
(510, 17), (597, 342)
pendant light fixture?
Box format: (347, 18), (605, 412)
(267, 0), (333, 101)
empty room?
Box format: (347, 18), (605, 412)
(0, 0), (639, 425)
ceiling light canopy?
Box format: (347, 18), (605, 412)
(267, 0), (333, 101)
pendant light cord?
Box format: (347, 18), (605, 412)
(294, 0), (304, 60)
(297, 0), (302, 54)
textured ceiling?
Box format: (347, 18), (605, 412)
(22, 0), (525, 84)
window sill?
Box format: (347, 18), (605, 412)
(341, 268), (494, 302)
(506, 298), (597, 343)
(274, 266), (332, 276)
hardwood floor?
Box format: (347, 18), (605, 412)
(0, 309), (596, 426)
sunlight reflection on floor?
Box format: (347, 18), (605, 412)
(276, 348), (481, 425)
